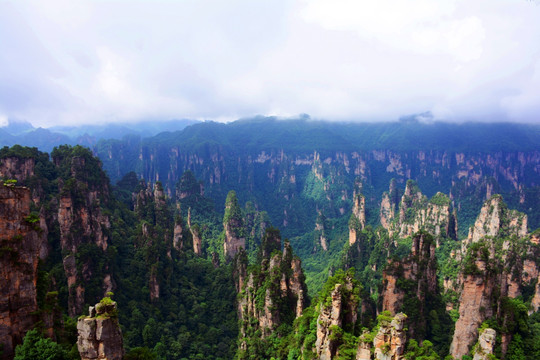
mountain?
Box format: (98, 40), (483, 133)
(0, 118), (199, 152)
(1, 117), (540, 360)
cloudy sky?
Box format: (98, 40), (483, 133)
(1, 0), (540, 127)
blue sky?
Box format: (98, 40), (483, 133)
(1, 0), (540, 127)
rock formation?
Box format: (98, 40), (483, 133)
(356, 332), (372, 360)
(0, 157), (35, 183)
(55, 153), (112, 316)
(373, 313), (407, 360)
(381, 231), (437, 338)
(472, 328), (496, 360)
(349, 191), (366, 245)
(316, 212), (328, 250)
(0, 184), (47, 359)
(465, 194), (528, 248)
(223, 191), (245, 259)
(450, 195), (538, 359)
(236, 230), (307, 353)
(380, 179), (399, 231)
(380, 180), (455, 241)
(135, 181), (174, 300)
(315, 274), (359, 360)
(77, 299), (124, 360)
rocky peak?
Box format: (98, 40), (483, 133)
(315, 272), (360, 360)
(373, 313), (407, 360)
(466, 194), (528, 246)
(57, 168), (112, 316)
(236, 232), (307, 354)
(379, 179), (400, 230)
(380, 180), (454, 240)
(316, 212), (328, 250)
(381, 231), (437, 338)
(0, 184), (47, 359)
(349, 189), (366, 245)
(450, 196), (534, 359)
(472, 328), (496, 360)
(0, 156), (35, 183)
(77, 298), (124, 360)
(223, 191), (245, 260)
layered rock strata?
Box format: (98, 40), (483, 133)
(0, 184), (47, 359)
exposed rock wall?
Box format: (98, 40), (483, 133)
(465, 194), (528, 248)
(0, 185), (47, 359)
(380, 180), (454, 241)
(315, 275), (359, 360)
(57, 156), (112, 316)
(223, 191), (245, 260)
(0, 157), (35, 183)
(373, 313), (407, 360)
(450, 196), (538, 359)
(77, 300), (124, 360)
(472, 328), (496, 360)
(349, 192), (366, 245)
(381, 231), (437, 338)
(236, 237), (307, 350)
(450, 257), (496, 359)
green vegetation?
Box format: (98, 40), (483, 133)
(14, 329), (70, 360)
(2, 128), (540, 360)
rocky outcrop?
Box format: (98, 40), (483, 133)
(373, 313), (407, 360)
(135, 181), (174, 300)
(0, 184), (47, 359)
(349, 191), (366, 245)
(450, 196), (537, 359)
(0, 157), (35, 183)
(381, 231), (437, 338)
(173, 215), (184, 251)
(380, 179), (399, 231)
(223, 191), (245, 260)
(380, 180), (455, 241)
(315, 275), (359, 360)
(450, 255), (496, 359)
(356, 332), (372, 360)
(236, 231), (307, 351)
(57, 155), (112, 316)
(466, 194), (528, 247)
(316, 213), (328, 250)
(77, 299), (124, 360)
(472, 328), (496, 360)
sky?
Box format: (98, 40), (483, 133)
(1, 0), (540, 127)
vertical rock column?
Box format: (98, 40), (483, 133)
(77, 299), (124, 360)
(0, 184), (47, 359)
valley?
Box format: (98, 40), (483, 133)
(1, 119), (540, 359)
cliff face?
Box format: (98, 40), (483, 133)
(96, 125), (540, 237)
(450, 195), (539, 359)
(0, 184), (47, 359)
(134, 181), (174, 300)
(236, 230), (307, 355)
(381, 231), (437, 339)
(472, 328), (496, 360)
(465, 194), (528, 247)
(315, 275), (359, 360)
(223, 191), (245, 260)
(372, 313), (407, 360)
(56, 155), (112, 316)
(77, 299), (124, 360)
(0, 157), (35, 183)
(381, 180), (454, 240)
(349, 192), (366, 245)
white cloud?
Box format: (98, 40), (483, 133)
(0, 0), (539, 126)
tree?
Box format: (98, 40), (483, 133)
(14, 329), (69, 360)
